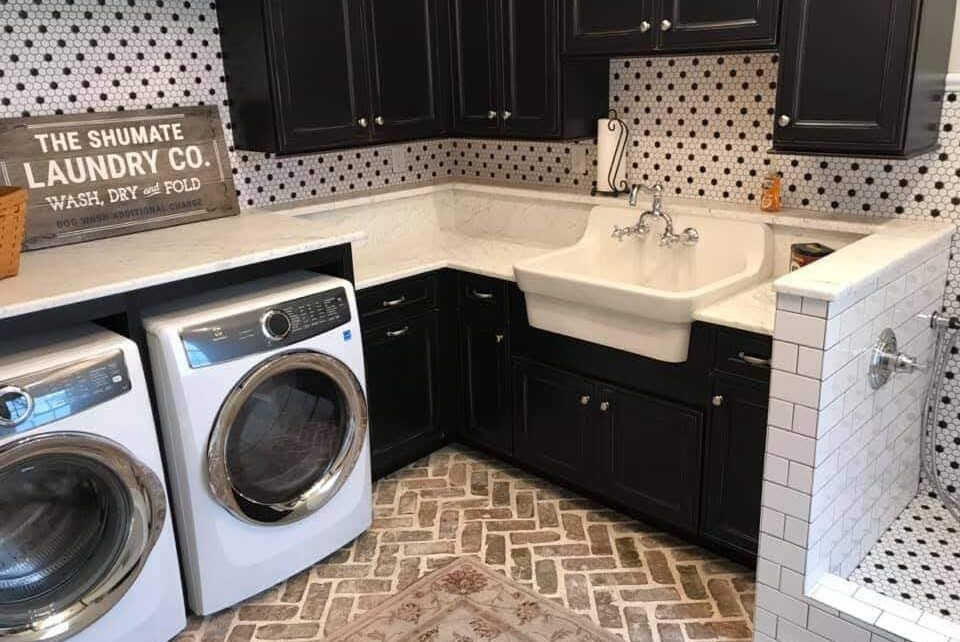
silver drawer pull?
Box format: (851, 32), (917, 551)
(382, 296), (407, 308)
(495, 334), (505, 344)
(738, 351), (771, 367)
(471, 290), (495, 300)
(580, 395), (591, 406)
(600, 401), (610, 412)
(387, 326), (410, 338)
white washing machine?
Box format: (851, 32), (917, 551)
(0, 326), (185, 642)
(144, 272), (372, 615)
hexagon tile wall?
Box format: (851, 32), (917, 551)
(2, 1), (960, 563)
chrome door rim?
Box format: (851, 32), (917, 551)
(0, 432), (166, 642)
(207, 350), (369, 526)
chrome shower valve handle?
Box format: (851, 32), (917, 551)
(869, 328), (926, 390)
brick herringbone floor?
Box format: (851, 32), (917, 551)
(175, 446), (756, 642)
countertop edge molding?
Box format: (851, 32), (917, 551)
(772, 226), (956, 303)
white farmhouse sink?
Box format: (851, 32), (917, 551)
(514, 206), (773, 362)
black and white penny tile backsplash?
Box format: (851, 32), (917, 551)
(4, 3), (960, 504)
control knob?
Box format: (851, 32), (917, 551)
(261, 309), (293, 340)
(0, 386), (34, 428)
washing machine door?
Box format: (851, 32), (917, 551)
(208, 350), (369, 525)
(0, 432), (166, 642)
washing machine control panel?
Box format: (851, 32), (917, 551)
(0, 350), (131, 435)
(181, 286), (352, 368)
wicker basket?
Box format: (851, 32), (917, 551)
(0, 187), (27, 279)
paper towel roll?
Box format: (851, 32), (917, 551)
(596, 118), (627, 193)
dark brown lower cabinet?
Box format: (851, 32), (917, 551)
(601, 385), (704, 533)
(461, 315), (512, 456)
(512, 359), (704, 533)
(513, 360), (595, 487)
(360, 272), (770, 562)
(363, 310), (446, 478)
(701, 373), (769, 556)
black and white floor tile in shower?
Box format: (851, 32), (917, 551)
(849, 484), (960, 622)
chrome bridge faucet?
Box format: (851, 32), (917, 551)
(613, 183), (699, 248)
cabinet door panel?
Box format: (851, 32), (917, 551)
(602, 386), (703, 532)
(451, 0), (502, 134)
(656, 0), (779, 51)
(563, 0), (655, 56)
(366, 0), (447, 141)
(513, 361), (594, 486)
(774, 0), (915, 153)
(702, 375), (768, 555)
(263, 0), (372, 151)
(363, 311), (445, 478)
(501, 0), (559, 137)
(462, 318), (512, 455)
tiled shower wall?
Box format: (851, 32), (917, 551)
(2, 4), (960, 493)
(755, 245), (952, 642)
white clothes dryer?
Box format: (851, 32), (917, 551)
(144, 272), (372, 615)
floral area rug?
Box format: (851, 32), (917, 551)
(325, 557), (624, 642)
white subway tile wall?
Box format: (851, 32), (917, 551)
(758, 239), (951, 642)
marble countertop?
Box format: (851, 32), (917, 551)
(0, 212), (364, 320)
(694, 280), (777, 335)
(275, 180), (956, 333)
(3, 178), (953, 339)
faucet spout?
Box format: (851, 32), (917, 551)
(628, 182), (664, 208)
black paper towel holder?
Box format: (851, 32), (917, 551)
(591, 109), (630, 197)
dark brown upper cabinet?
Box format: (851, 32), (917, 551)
(774, 0), (955, 158)
(218, 0), (449, 154)
(564, 0), (655, 56)
(366, 0), (449, 143)
(451, 0), (608, 139)
(449, 0), (502, 135)
(563, 0), (779, 56)
(656, 0), (780, 51)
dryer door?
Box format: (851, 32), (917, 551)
(208, 350), (369, 525)
(0, 433), (166, 642)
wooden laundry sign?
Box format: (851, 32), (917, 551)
(0, 106), (239, 250)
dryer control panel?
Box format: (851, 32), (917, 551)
(181, 286), (352, 368)
(0, 350), (131, 435)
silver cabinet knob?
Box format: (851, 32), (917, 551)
(660, 19), (672, 31)
(495, 334), (505, 344)
(777, 114), (791, 127)
(580, 395), (591, 406)
(639, 20), (651, 33)
(487, 110), (498, 120)
(712, 395), (724, 407)
(600, 401), (610, 412)
(358, 117), (369, 128)
(503, 110), (512, 121)
(374, 116), (385, 126)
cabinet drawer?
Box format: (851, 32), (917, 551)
(714, 329), (772, 381)
(358, 274), (437, 321)
(459, 273), (509, 317)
